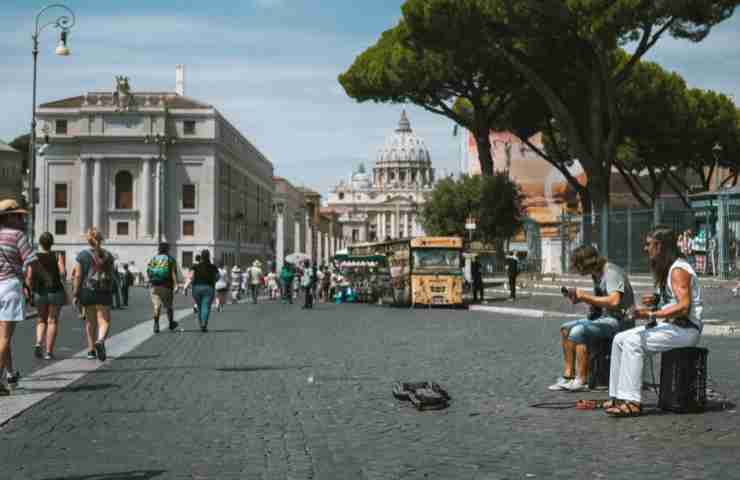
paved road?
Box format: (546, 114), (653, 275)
(12, 287), (198, 377)
(1, 300), (739, 479)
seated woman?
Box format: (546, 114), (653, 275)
(548, 245), (635, 392)
(606, 226), (703, 417)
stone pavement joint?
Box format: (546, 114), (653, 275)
(0, 308), (192, 427)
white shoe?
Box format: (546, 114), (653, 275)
(547, 377), (573, 391)
(563, 378), (589, 392)
(732, 288), (738, 297)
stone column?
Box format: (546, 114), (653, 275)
(92, 157), (103, 231)
(379, 212), (385, 240)
(324, 232), (330, 263)
(317, 231), (323, 267)
(294, 215), (301, 253)
(154, 159), (162, 242)
(305, 212), (313, 262)
(141, 157), (153, 238)
(390, 212), (397, 239)
(275, 203), (285, 272)
(79, 158), (90, 235)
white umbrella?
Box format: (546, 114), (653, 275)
(285, 252), (310, 264)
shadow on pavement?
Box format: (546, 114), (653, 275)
(112, 355), (162, 361)
(24, 383), (120, 394)
(216, 365), (311, 372)
(177, 329), (248, 334)
(41, 470), (167, 480)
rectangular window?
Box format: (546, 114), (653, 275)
(183, 120), (196, 135)
(182, 184), (196, 209)
(116, 222), (129, 236)
(54, 183), (68, 209)
(54, 219), (67, 235)
(55, 119), (68, 135)
(182, 251), (193, 268)
(183, 220), (195, 237)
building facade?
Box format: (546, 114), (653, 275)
(34, 69), (274, 275)
(326, 111), (435, 245)
(0, 141), (23, 202)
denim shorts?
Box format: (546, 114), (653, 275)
(561, 316), (620, 344)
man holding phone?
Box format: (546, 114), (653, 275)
(548, 245), (635, 392)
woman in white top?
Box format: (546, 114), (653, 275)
(214, 264), (229, 312)
(606, 226), (703, 417)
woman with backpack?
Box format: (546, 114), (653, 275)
(28, 232), (66, 359)
(71, 227), (114, 361)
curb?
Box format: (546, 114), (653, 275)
(469, 305), (739, 336)
(469, 304), (581, 319)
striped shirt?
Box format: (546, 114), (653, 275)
(0, 227), (37, 282)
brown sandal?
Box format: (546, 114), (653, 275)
(602, 399), (618, 410)
(606, 402), (641, 417)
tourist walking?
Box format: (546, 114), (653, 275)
(0, 200), (37, 394)
(471, 256), (484, 303)
(280, 264), (294, 303)
(214, 264), (228, 312)
(183, 250), (219, 332)
(146, 243), (179, 334)
(247, 260), (263, 304)
(111, 259), (122, 310)
(72, 227), (115, 362)
(505, 251), (519, 300)
(301, 261), (315, 309)
(121, 263), (133, 307)
(606, 226), (703, 417)
(187, 254), (200, 312)
(29, 232), (66, 360)
(266, 268), (279, 299)
(230, 265), (243, 304)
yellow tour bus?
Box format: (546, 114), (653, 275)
(349, 236), (464, 307)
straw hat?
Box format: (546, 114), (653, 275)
(0, 199), (28, 216)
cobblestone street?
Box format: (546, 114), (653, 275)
(2, 299), (739, 480)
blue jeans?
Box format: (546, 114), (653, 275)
(561, 316), (620, 344)
(192, 284), (215, 327)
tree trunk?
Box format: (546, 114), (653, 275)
(474, 129), (494, 176)
(577, 187), (594, 247)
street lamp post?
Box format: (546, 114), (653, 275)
(144, 133), (176, 245)
(712, 142), (723, 192)
(29, 4), (75, 245)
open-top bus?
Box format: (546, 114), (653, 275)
(349, 236), (464, 307)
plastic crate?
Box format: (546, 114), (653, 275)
(588, 337), (612, 389)
(658, 347), (708, 413)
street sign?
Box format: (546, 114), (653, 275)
(465, 223), (476, 230)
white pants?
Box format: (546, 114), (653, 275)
(609, 324), (700, 403)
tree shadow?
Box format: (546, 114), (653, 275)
(40, 470), (167, 480)
(177, 329), (247, 334)
(112, 355), (162, 361)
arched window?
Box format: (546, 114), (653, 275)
(115, 171), (133, 209)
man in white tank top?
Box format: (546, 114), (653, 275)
(606, 226), (702, 417)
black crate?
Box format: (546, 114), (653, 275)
(658, 347), (708, 413)
(588, 338), (612, 389)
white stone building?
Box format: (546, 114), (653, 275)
(34, 67), (274, 275)
(326, 111), (435, 244)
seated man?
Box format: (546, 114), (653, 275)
(548, 245), (635, 392)
(606, 226), (702, 417)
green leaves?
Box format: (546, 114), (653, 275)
(419, 173), (524, 242)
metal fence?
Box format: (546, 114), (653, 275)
(560, 195), (740, 279)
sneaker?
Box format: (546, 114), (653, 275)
(7, 371), (20, 390)
(33, 344), (43, 359)
(86, 350), (97, 360)
(153, 321), (160, 334)
(168, 321), (179, 331)
(43, 352), (54, 360)
(563, 378), (589, 392)
(547, 377), (573, 391)
(200, 325), (208, 332)
(94, 341), (107, 362)
(732, 287), (739, 297)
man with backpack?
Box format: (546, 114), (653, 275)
(146, 243), (179, 333)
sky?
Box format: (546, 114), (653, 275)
(2, 1), (740, 198)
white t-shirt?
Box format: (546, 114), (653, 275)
(215, 268), (228, 290)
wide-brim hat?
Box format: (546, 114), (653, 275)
(0, 199), (28, 216)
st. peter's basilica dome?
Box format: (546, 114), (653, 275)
(374, 110), (434, 188)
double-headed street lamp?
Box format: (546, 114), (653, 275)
(144, 133), (176, 244)
(29, 3), (76, 244)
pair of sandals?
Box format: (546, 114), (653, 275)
(603, 399), (642, 417)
